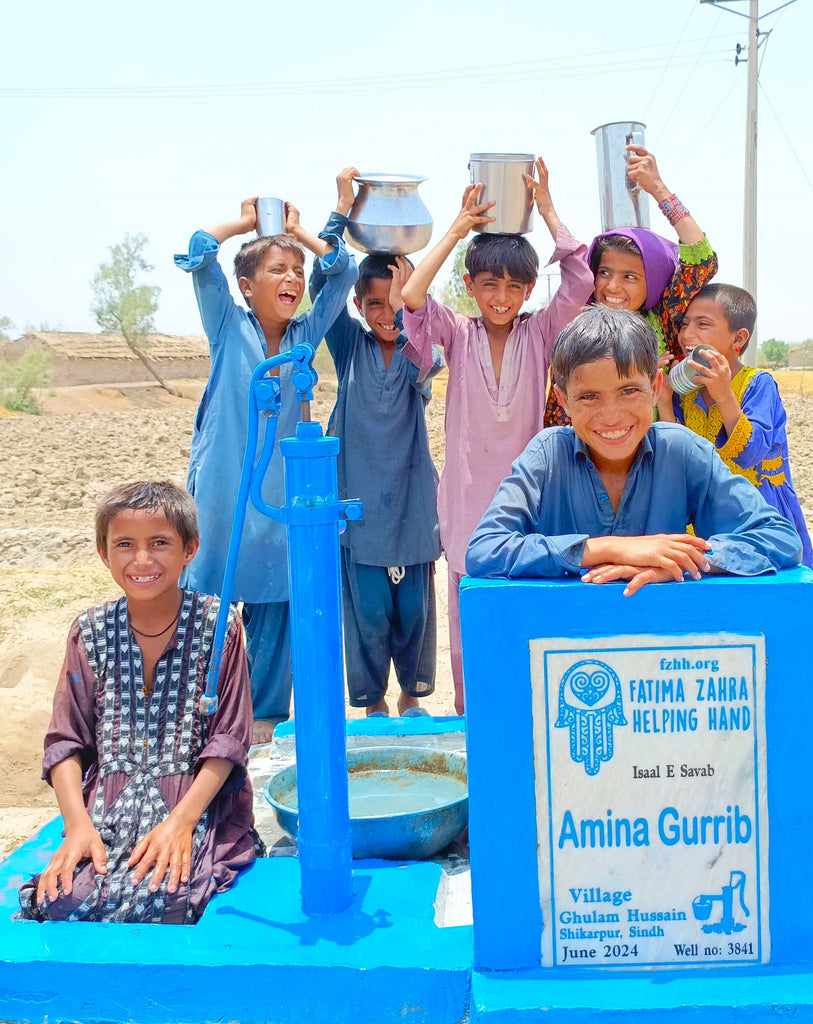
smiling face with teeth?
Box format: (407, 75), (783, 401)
(554, 357), (662, 474)
(238, 245), (306, 328)
(355, 276), (400, 345)
(463, 270), (535, 332)
(99, 509), (199, 614)
(593, 251), (648, 312)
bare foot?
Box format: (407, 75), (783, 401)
(252, 720), (275, 745)
(366, 698), (389, 717)
(397, 694), (419, 716)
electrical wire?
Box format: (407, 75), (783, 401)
(758, 81), (813, 193)
(0, 36), (741, 101)
(670, 73), (741, 173)
(643, 2), (697, 120)
(652, 10), (724, 148)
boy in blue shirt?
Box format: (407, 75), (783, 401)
(176, 194), (358, 743)
(309, 168), (443, 716)
(466, 306), (802, 591)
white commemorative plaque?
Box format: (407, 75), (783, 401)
(530, 633), (769, 969)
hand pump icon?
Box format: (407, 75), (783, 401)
(692, 871), (750, 935)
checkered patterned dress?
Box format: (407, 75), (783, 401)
(19, 591), (259, 924)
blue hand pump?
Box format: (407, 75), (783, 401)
(200, 343), (362, 914)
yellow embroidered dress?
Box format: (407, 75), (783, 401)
(676, 366), (812, 566)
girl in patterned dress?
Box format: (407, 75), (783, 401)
(19, 482), (261, 924)
(657, 284), (812, 568)
(544, 145), (717, 426)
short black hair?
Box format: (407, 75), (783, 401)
(234, 235), (305, 281)
(552, 306), (658, 391)
(693, 283), (757, 341)
(95, 481), (199, 551)
(464, 233), (538, 285)
(354, 254), (414, 301)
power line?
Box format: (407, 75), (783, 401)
(652, 10), (724, 146)
(670, 73), (742, 172)
(0, 38), (742, 101)
(643, 3), (698, 119)
(758, 81), (813, 193)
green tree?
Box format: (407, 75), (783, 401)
(91, 233), (179, 395)
(436, 240), (479, 317)
(0, 345), (52, 414)
(759, 338), (788, 368)
(0, 317), (14, 344)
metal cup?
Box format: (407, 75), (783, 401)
(668, 345), (715, 395)
(256, 197), (286, 237)
(591, 122), (649, 231)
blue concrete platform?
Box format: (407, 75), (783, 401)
(470, 968), (813, 1022)
(0, 816), (471, 1024)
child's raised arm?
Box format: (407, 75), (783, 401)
(626, 146), (704, 247)
(206, 197), (258, 244)
(401, 184), (494, 312)
(284, 202), (336, 259)
(524, 156), (562, 241)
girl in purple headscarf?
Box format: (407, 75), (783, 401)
(545, 146), (717, 426)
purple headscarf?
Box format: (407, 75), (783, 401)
(588, 227), (678, 312)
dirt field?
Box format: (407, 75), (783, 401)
(1, 370), (811, 860)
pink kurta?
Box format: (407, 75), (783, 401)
(403, 227), (593, 574)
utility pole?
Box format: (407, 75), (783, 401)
(742, 0), (758, 345)
(699, 0), (796, 366)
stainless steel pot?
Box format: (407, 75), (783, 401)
(345, 173), (433, 255)
(468, 153), (534, 234)
(591, 121), (649, 231)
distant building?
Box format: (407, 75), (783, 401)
(3, 332), (210, 387)
(787, 346), (813, 370)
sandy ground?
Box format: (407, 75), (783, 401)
(1, 369), (812, 861)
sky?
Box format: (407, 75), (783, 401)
(2, 0), (811, 346)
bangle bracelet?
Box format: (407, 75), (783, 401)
(659, 192), (689, 227)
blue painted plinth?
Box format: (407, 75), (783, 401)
(470, 967), (813, 1022)
(0, 819), (471, 1024)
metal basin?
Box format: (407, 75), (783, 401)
(264, 746), (468, 860)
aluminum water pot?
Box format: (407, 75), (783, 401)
(345, 174), (433, 255)
(468, 153), (534, 234)
(591, 121), (650, 231)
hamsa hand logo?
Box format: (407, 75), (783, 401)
(555, 659), (627, 776)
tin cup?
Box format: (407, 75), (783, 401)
(668, 345), (715, 395)
(256, 197), (286, 237)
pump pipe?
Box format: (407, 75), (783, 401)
(200, 344), (318, 716)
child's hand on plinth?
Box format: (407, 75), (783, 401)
(128, 814), (193, 895)
(36, 818), (107, 905)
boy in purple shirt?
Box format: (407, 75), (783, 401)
(401, 158), (594, 713)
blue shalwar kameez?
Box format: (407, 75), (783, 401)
(466, 423), (803, 579)
(175, 227), (357, 720)
(311, 213), (443, 706)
